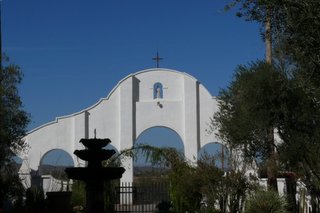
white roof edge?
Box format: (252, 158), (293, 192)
(133, 68), (215, 99)
(26, 96), (111, 134)
(133, 68), (198, 81)
(26, 68), (214, 135)
(105, 68), (200, 100)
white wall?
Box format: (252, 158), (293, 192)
(21, 68), (219, 183)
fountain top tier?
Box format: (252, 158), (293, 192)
(73, 138), (116, 166)
(80, 138), (111, 150)
(65, 138), (125, 181)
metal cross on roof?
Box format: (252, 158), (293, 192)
(152, 52), (163, 68)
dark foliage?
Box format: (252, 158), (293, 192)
(0, 55), (30, 208)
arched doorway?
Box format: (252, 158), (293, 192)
(39, 149), (74, 179)
(198, 142), (229, 171)
(130, 126), (184, 205)
(134, 126), (184, 168)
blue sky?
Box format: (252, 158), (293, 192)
(4, 1), (265, 166)
(3, 0), (265, 131)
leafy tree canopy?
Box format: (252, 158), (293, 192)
(227, 0), (320, 97)
(0, 55), (30, 207)
(214, 61), (287, 162)
(222, 0), (320, 194)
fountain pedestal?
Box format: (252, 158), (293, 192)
(65, 138), (125, 213)
(86, 180), (104, 213)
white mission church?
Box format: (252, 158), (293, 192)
(19, 68), (221, 184)
(17, 68), (313, 211)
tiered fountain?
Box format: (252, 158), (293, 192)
(65, 138), (125, 213)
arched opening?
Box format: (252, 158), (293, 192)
(132, 126), (184, 204)
(133, 126), (184, 176)
(198, 142), (229, 171)
(39, 149), (74, 179)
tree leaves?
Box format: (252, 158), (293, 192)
(0, 55), (30, 207)
(215, 61), (288, 161)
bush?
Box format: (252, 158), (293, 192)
(25, 187), (45, 213)
(245, 190), (287, 213)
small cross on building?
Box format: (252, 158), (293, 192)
(152, 52), (163, 68)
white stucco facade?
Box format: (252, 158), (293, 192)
(20, 68), (221, 183)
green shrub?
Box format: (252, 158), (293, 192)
(245, 190), (287, 213)
(25, 186), (45, 213)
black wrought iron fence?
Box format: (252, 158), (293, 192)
(114, 181), (170, 213)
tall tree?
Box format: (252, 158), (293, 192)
(227, 0), (320, 96)
(0, 55), (30, 208)
(226, 0), (281, 190)
(225, 0), (320, 195)
(276, 77), (320, 205)
(213, 60), (291, 193)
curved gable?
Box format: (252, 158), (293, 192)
(28, 68), (214, 134)
(23, 68), (219, 180)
